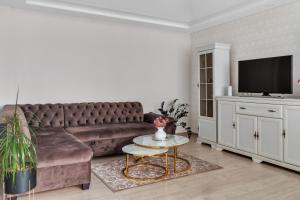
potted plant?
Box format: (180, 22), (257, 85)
(0, 96), (37, 196)
(158, 99), (192, 138)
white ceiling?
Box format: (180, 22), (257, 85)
(1, 0), (297, 31)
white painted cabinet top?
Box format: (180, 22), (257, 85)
(216, 96), (300, 106)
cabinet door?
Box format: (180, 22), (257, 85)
(199, 119), (216, 142)
(257, 117), (283, 161)
(198, 51), (214, 119)
(236, 114), (257, 153)
(284, 106), (300, 166)
(218, 101), (236, 147)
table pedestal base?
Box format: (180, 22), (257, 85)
(170, 147), (191, 174)
(122, 153), (168, 182)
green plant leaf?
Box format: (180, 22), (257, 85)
(158, 99), (190, 130)
(0, 97), (37, 184)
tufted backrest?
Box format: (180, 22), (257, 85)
(21, 104), (65, 128)
(64, 102), (144, 127)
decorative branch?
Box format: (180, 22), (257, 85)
(158, 99), (190, 131)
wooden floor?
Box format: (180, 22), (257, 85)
(13, 134), (300, 200)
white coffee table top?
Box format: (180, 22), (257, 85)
(133, 134), (189, 149)
(122, 144), (168, 156)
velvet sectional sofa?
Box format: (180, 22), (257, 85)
(0, 102), (175, 198)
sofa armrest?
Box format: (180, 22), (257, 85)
(0, 105), (31, 140)
(144, 112), (176, 134)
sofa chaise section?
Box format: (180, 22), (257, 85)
(20, 104), (93, 193)
(35, 129), (92, 192)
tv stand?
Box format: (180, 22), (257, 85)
(260, 95), (285, 99)
(215, 96), (300, 172)
(238, 94), (285, 99)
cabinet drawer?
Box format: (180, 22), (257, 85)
(236, 102), (283, 118)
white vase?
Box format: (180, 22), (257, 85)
(155, 127), (167, 140)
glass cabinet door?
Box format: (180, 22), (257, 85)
(199, 52), (214, 118)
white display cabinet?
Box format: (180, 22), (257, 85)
(193, 43), (231, 147)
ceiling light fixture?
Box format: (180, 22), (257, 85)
(25, 0), (189, 29)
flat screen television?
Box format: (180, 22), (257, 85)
(238, 55), (293, 96)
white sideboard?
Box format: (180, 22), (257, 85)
(216, 96), (300, 172)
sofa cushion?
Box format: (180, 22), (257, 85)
(36, 127), (67, 136)
(21, 104), (64, 128)
(66, 122), (156, 142)
(64, 102), (144, 127)
(36, 129), (93, 168)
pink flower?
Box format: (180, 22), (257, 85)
(154, 117), (169, 128)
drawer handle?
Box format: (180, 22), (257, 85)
(254, 131), (257, 139)
(268, 110), (276, 113)
(283, 130), (286, 138)
(254, 131), (259, 139)
(240, 107), (246, 110)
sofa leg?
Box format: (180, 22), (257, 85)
(81, 183), (90, 190)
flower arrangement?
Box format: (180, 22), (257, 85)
(153, 117), (169, 128)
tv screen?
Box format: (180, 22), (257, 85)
(238, 55), (293, 95)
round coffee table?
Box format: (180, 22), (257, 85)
(133, 134), (190, 173)
(122, 144), (169, 181)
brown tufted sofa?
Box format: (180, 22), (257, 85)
(1, 102), (175, 198)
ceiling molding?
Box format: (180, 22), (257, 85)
(189, 0), (298, 32)
(25, 0), (190, 30)
(23, 0), (298, 32)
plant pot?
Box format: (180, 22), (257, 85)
(4, 168), (37, 194)
(171, 123), (177, 135)
(155, 127), (167, 140)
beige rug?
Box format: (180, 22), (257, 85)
(92, 152), (222, 192)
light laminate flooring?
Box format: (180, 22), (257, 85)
(13, 134), (300, 200)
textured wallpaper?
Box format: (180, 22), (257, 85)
(190, 1), (300, 131)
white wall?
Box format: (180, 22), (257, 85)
(190, 1), (300, 132)
(0, 5), (191, 117)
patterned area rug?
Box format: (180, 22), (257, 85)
(92, 152), (222, 192)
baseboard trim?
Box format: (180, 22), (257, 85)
(197, 137), (217, 149)
(217, 144), (300, 172)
